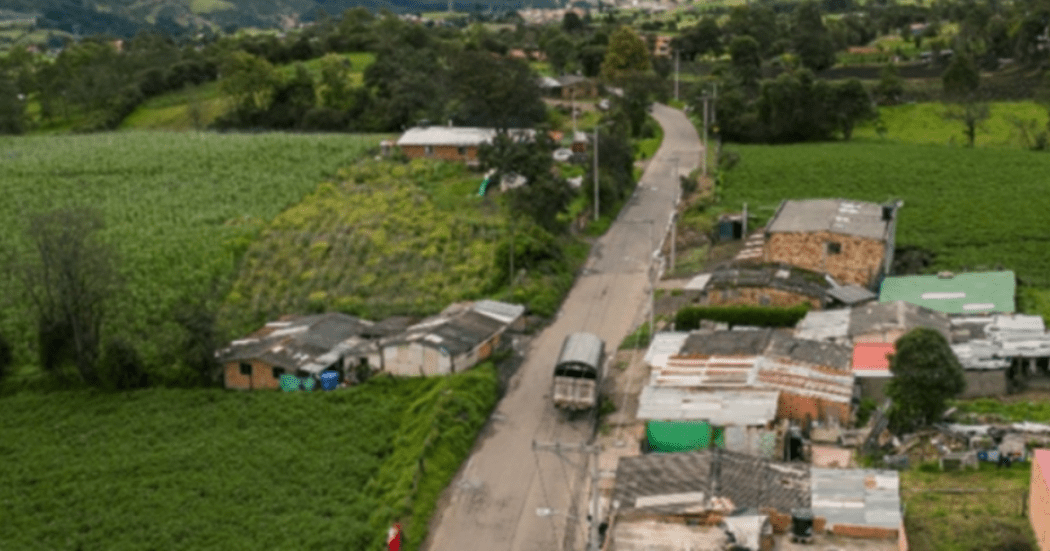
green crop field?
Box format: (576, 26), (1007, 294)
(0, 364), (499, 551)
(717, 142), (1050, 320)
(854, 101), (1050, 148)
(0, 131), (384, 383)
(218, 157), (587, 336)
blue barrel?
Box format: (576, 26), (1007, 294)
(320, 371), (340, 391)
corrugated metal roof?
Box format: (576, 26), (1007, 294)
(651, 355), (759, 387)
(684, 273), (712, 291)
(795, 309), (851, 342)
(396, 126), (496, 146)
(644, 332), (690, 369)
(951, 341), (1011, 370)
(680, 329), (780, 357)
(220, 313), (376, 371)
(754, 357), (854, 404)
(878, 271), (1016, 315)
(765, 199), (893, 240)
(766, 333), (853, 370)
(385, 306), (507, 355)
(705, 264), (831, 299)
(828, 285), (877, 305)
(637, 387), (779, 425)
(538, 75), (561, 88)
(849, 300), (952, 341)
(810, 468), (902, 530)
(472, 299), (525, 325)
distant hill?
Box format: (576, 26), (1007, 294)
(0, 0), (562, 39)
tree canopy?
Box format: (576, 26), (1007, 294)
(886, 327), (966, 434)
(600, 26), (652, 82)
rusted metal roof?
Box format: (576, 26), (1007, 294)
(754, 356), (855, 404)
(651, 355), (759, 387)
(220, 312), (377, 371)
(766, 332), (853, 370)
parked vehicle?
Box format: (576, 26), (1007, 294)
(552, 332), (605, 411)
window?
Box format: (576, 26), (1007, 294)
(826, 242), (842, 255)
(272, 367), (284, 379)
(239, 362), (251, 376)
(457, 146), (467, 156)
(424, 145), (434, 156)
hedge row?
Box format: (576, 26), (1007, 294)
(674, 304), (810, 330)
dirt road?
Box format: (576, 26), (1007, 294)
(420, 104), (702, 551)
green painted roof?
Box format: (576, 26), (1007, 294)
(878, 271), (1016, 314)
(646, 421), (724, 453)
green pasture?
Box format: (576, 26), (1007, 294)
(855, 101), (1050, 148)
(0, 131), (383, 383)
(716, 142), (1050, 322)
(0, 364), (499, 551)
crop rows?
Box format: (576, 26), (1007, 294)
(0, 131), (383, 373)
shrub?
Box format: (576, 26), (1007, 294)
(674, 304), (810, 330)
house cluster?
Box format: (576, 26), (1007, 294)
(217, 299), (525, 390)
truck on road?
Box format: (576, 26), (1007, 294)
(552, 332), (605, 412)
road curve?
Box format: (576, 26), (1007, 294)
(420, 104), (701, 551)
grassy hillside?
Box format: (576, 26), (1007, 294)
(0, 131), (384, 383)
(854, 101), (1050, 148)
(0, 364), (499, 551)
(121, 52), (376, 131)
(717, 142), (1050, 320)
(218, 157), (588, 337)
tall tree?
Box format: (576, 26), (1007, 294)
(677, 16), (723, 60)
(0, 75), (25, 135)
(318, 53), (354, 110)
(729, 35), (762, 90)
(792, 1), (837, 72)
(941, 53), (980, 99)
(219, 51), (282, 113)
(448, 51), (545, 130)
(21, 207), (121, 385)
(886, 328), (966, 434)
(832, 79), (876, 140)
(943, 101), (990, 147)
(875, 63), (905, 105)
(601, 26), (652, 82)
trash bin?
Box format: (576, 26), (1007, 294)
(320, 371), (340, 391)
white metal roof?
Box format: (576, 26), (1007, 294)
(472, 300), (525, 325)
(396, 126), (496, 147)
(643, 331), (689, 369)
(636, 386), (779, 425)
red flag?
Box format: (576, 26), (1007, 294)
(387, 524), (402, 551)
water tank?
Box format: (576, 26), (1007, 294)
(791, 508), (814, 541)
(320, 370), (340, 391)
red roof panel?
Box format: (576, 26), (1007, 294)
(852, 343), (895, 371)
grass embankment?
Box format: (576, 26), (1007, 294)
(0, 364), (499, 551)
(949, 397), (1050, 423)
(902, 461), (1036, 551)
(219, 158), (588, 337)
(854, 101), (1049, 148)
(0, 132), (383, 387)
(120, 52), (376, 131)
(717, 142), (1050, 323)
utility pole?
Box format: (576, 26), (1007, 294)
(712, 82), (720, 162)
(701, 94), (709, 177)
(533, 440), (603, 551)
(593, 127), (600, 221)
(572, 88), (577, 135)
(674, 48), (680, 102)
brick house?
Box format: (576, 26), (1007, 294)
(759, 333), (855, 426)
(763, 199), (902, 289)
(395, 126), (549, 164)
(218, 313), (383, 391)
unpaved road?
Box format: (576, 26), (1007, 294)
(420, 104), (702, 551)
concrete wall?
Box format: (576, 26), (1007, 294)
(856, 377), (891, 402)
(1031, 456), (1050, 551)
(764, 231), (885, 288)
(224, 359), (284, 390)
(704, 286), (822, 309)
(382, 332), (500, 377)
(853, 329), (907, 344)
(960, 369), (1008, 399)
(399, 144), (479, 162)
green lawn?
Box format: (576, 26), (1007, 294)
(854, 101), (1050, 148)
(0, 132), (383, 384)
(902, 461), (1036, 551)
(949, 397), (1050, 423)
(0, 365), (499, 551)
(717, 142), (1050, 321)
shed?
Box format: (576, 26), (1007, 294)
(878, 270), (1016, 315)
(851, 343), (895, 402)
(810, 468), (903, 538)
(717, 213), (745, 241)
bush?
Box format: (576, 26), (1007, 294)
(100, 338), (149, 391)
(674, 304), (810, 330)
(855, 398), (878, 427)
(0, 332), (11, 382)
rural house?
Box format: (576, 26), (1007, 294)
(381, 300), (524, 377)
(878, 270), (1016, 316)
(759, 333), (856, 426)
(395, 126), (542, 163)
(539, 74), (599, 99)
(762, 199), (902, 289)
(691, 264), (834, 309)
(219, 313), (382, 391)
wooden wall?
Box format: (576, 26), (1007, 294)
(224, 359), (283, 391)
